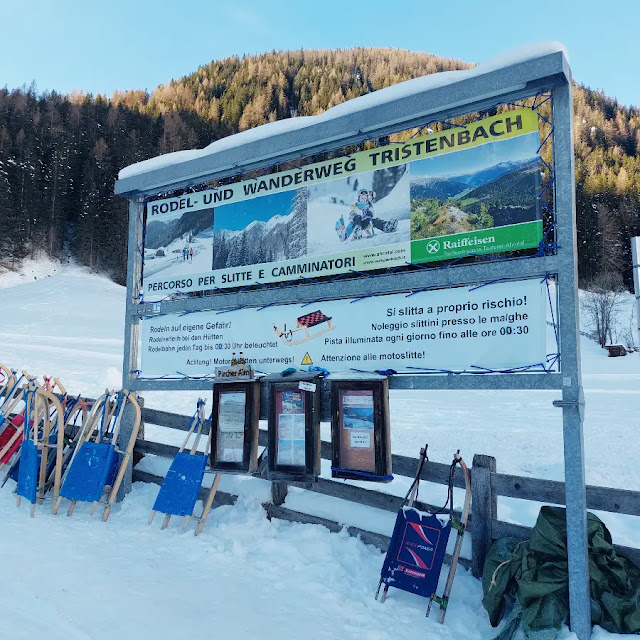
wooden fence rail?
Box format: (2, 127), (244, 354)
(137, 405), (640, 576)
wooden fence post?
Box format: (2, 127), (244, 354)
(116, 394), (144, 502)
(271, 481), (288, 506)
(471, 454), (497, 579)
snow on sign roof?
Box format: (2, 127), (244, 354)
(117, 41), (568, 184)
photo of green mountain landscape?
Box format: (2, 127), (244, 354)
(409, 133), (541, 240)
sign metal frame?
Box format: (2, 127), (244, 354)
(115, 49), (591, 638)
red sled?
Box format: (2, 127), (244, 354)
(0, 414), (24, 465)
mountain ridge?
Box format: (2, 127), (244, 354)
(0, 47), (637, 288)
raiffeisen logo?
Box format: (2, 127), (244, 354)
(426, 239), (441, 254)
(443, 236), (495, 249)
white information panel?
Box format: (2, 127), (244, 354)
(141, 278), (547, 376)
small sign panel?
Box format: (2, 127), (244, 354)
(215, 365), (254, 380)
(331, 379), (392, 482)
(210, 381), (260, 473)
(216, 391), (246, 463)
(340, 390), (376, 473)
(276, 391), (306, 467)
(267, 376), (321, 481)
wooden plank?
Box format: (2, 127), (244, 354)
(491, 519), (531, 540)
(617, 544), (640, 567)
(135, 439), (466, 517)
(290, 476), (466, 520)
(142, 406), (465, 487)
(471, 454), (497, 579)
(271, 481), (288, 506)
(136, 440), (180, 458)
(491, 473), (640, 517)
(265, 504), (472, 569)
(584, 486), (640, 517)
(142, 407), (211, 434)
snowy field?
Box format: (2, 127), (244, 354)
(0, 259), (637, 639)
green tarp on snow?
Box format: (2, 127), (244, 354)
(482, 506), (640, 640)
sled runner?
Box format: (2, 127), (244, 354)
(150, 399), (212, 531)
(0, 364), (16, 399)
(101, 390), (142, 521)
(376, 446), (471, 624)
(273, 310), (335, 346)
(39, 391), (93, 496)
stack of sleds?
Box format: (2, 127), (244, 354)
(0, 363), (141, 519)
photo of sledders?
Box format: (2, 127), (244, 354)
(306, 166), (410, 257)
(337, 189), (398, 241)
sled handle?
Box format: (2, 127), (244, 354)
(35, 388), (66, 509)
(102, 392), (142, 521)
(53, 378), (67, 396)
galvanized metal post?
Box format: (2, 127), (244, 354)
(632, 237), (640, 347)
(552, 80), (591, 639)
(122, 198), (143, 391)
(118, 197), (144, 499)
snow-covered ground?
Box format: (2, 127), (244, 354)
(0, 259), (637, 639)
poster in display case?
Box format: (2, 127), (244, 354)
(210, 380), (260, 473)
(267, 377), (321, 481)
(330, 378), (392, 482)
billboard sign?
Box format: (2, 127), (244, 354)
(142, 109), (542, 300)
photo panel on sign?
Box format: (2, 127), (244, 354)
(211, 190), (307, 271)
(306, 166), (410, 258)
(143, 206), (213, 283)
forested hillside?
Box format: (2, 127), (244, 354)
(0, 48), (638, 287)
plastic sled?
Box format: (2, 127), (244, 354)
(380, 507), (451, 599)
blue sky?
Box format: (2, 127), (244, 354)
(410, 133), (540, 180)
(214, 191), (296, 231)
(0, 0), (638, 107)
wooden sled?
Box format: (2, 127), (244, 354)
(52, 389), (141, 521)
(16, 387), (65, 516)
(0, 372), (41, 471)
(40, 391), (93, 496)
(273, 310), (336, 346)
(0, 373), (63, 473)
(149, 399), (222, 535)
(52, 390), (113, 515)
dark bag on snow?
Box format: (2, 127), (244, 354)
(482, 506), (640, 640)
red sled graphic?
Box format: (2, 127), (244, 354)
(273, 310), (335, 346)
